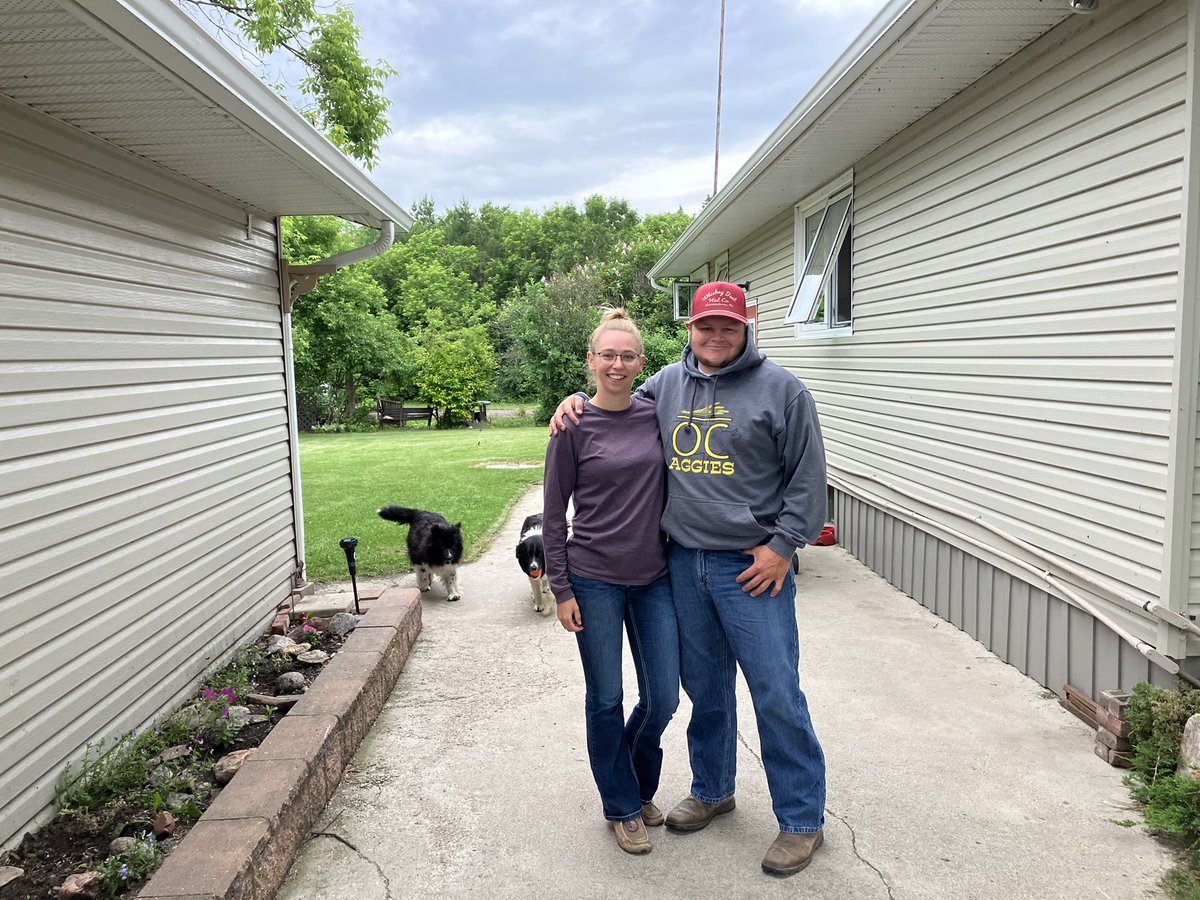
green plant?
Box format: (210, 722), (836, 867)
(1127, 683), (1200, 790)
(56, 735), (154, 815)
(97, 831), (162, 897)
(204, 645), (268, 698)
(1124, 682), (1200, 897)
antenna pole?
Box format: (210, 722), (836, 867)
(714, 0), (727, 198)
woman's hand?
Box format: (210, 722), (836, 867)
(548, 395), (587, 436)
(557, 598), (583, 632)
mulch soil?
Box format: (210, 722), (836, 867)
(0, 628), (346, 899)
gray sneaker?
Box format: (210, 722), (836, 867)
(664, 796), (736, 832)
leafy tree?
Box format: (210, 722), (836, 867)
(498, 268), (605, 422)
(291, 266), (404, 423)
(416, 326), (497, 427)
(367, 228), (496, 333)
(180, 1), (393, 166)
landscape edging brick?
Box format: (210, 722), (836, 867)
(137, 587), (422, 900)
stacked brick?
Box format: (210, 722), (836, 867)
(1094, 689), (1133, 768)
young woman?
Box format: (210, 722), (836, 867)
(542, 308), (679, 856)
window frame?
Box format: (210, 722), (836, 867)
(786, 172), (854, 339)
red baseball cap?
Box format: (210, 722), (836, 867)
(688, 281), (748, 324)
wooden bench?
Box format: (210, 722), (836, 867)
(377, 398), (433, 427)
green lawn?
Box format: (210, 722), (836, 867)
(299, 424), (548, 582)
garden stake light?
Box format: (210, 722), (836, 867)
(339, 536), (361, 614)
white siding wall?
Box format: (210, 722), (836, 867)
(737, 0), (1185, 646)
(0, 100), (297, 847)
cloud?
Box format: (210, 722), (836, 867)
(786, 0), (883, 13)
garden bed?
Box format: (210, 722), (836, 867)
(0, 620), (350, 900)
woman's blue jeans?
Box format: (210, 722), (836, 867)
(568, 573), (680, 822)
(668, 545), (826, 833)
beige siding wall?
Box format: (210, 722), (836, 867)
(0, 101), (297, 847)
(732, 0), (1185, 643)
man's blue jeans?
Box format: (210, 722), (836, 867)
(668, 545), (826, 833)
(568, 573), (680, 822)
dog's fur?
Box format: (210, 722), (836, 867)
(515, 514), (553, 615)
(378, 505), (463, 601)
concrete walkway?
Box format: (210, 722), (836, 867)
(278, 488), (1173, 899)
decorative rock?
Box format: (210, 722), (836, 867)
(109, 836), (137, 854)
(282, 643), (309, 656)
(247, 692), (302, 709)
(0, 867), (24, 890)
(286, 623), (309, 642)
(152, 810), (176, 839)
(266, 634), (297, 654)
(327, 612), (358, 637)
(147, 743), (191, 767)
(307, 615), (332, 632)
(297, 649), (330, 665)
(1179, 714), (1200, 778)
(214, 748), (255, 785)
(226, 705), (253, 727)
(276, 671), (307, 693)
(58, 871), (103, 899)
(166, 791), (192, 809)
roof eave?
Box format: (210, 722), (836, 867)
(66, 0), (413, 231)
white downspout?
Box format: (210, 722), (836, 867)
(284, 220), (397, 307)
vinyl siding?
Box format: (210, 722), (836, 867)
(0, 100), (296, 847)
(729, 0), (1185, 689)
(835, 490), (1177, 699)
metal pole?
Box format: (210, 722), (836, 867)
(714, 0), (726, 198)
(339, 536), (361, 615)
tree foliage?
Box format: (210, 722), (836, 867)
(416, 326), (498, 427)
(497, 269), (604, 424)
(180, 0), (393, 166)
(283, 196), (694, 430)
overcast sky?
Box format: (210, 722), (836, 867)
(203, 0), (886, 217)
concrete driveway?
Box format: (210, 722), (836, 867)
(278, 488), (1172, 899)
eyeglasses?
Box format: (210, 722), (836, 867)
(595, 351), (641, 364)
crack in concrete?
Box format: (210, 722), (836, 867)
(824, 807), (894, 899)
(735, 734), (894, 898)
(737, 729), (764, 769)
(312, 830), (394, 899)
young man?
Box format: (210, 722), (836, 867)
(554, 281), (828, 876)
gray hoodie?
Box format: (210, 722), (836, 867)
(638, 340), (827, 560)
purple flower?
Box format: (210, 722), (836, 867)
(129, 728), (137, 738)
(220, 687), (237, 702)
(201, 688), (218, 701)
(221, 707), (230, 719)
(303, 624), (316, 634)
(119, 864), (129, 880)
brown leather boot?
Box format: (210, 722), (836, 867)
(664, 795), (736, 832)
(761, 830), (824, 876)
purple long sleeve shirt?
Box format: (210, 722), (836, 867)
(543, 396), (668, 602)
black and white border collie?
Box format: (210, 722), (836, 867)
(378, 505), (463, 601)
(516, 514), (553, 615)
